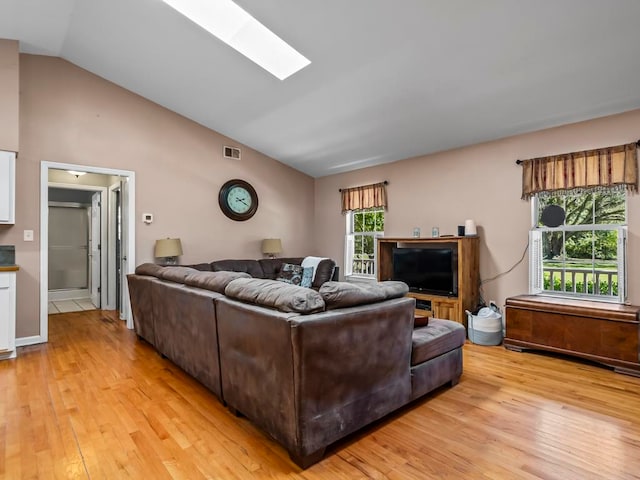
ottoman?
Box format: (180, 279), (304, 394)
(410, 318), (466, 401)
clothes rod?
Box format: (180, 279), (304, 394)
(338, 180), (388, 192)
(515, 140), (640, 165)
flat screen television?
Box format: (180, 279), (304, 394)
(392, 245), (458, 296)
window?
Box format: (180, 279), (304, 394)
(345, 208), (384, 278)
(529, 190), (627, 302)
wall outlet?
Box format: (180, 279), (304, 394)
(24, 230), (34, 241)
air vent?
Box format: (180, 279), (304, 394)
(223, 146), (241, 160)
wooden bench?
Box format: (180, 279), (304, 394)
(504, 294), (640, 376)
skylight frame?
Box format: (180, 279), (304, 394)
(162, 0), (311, 80)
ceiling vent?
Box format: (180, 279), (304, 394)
(223, 146), (241, 160)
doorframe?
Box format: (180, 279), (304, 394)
(107, 182), (120, 310)
(48, 183), (108, 309)
(27, 162), (136, 347)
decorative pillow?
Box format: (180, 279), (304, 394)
(225, 278), (325, 314)
(184, 271), (251, 293)
(300, 267), (314, 288)
(276, 263), (305, 286)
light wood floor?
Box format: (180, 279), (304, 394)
(2, 311), (639, 479)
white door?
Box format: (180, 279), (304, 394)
(0, 151), (15, 224)
(120, 178), (131, 324)
(90, 192), (101, 307)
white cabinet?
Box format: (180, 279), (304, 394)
(0, 151), (15, 224)
(0, 271), (16, 359)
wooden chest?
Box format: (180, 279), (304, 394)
(504, 294), (640, 376)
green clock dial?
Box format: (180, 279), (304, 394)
(218, 179), (258, 221)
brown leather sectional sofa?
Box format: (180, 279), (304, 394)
(127, 258), (465, 468)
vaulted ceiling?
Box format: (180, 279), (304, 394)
(3, 0), (640, 177)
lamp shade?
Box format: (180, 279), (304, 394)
(261, 238), (282, 255)
(154, 238), (183, 258)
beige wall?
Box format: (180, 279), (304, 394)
(4, 49), (640, 339)
(314, 109), (640, 308)
(1, 54), (315, 338)
(0, 39), (19, 151)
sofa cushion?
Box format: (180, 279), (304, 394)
(159, 266), (199, 283)
(135, 263), (165, 277)
(259, 257), (304, 279)
(185, 262), (213, 271)
(411, 318), (466, 366)
(225, 278), (325, 314)
(211, 259), (264, 278)
(302, 257), (337, 288)
(184, 270), (251, 293)
(378, 281), (410, 299)
(319, 281), (409, 310)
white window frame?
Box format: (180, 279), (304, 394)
(529, 193), (627, 303)
(344, 208), (384, 281)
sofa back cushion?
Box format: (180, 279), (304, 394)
(225, 278), (325, 314)
(210, 259), (264, 278)
(258, 257), (304, 279)
(159, 266), (199, 283)
(135, 263), (165, 277)
(184, 262), (213, 271)
(319, 281), (409, 310)
(301, 257), (337, 288)
(184, 271), (251, 294)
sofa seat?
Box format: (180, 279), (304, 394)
(411, 318), (466, 366)
(410, 318), (465, 401)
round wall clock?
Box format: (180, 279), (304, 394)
(218, 179), (259, 221)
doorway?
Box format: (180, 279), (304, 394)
(33, 162), (136, 346)
(47, 185), (107, 314)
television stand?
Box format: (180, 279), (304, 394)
(377, 237), (480, 327)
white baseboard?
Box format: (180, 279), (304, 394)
(16, 335), (45, 347)
(49, 289), (90, 301)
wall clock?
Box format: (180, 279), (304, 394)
(218, 179), (259, 221)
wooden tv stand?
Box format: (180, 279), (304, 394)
(377, 236), (479, 327)
(504, 295), (640, 376)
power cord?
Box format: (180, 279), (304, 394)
(478, 239), (529, 306)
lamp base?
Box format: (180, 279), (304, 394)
(161, 256), (178, 265)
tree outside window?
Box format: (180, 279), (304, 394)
(348, 208), (384, 277)
(533, 190), (626, 299)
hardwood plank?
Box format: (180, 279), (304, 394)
(0, 310), (638, 479)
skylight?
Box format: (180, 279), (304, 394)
(162, 0), (311, 80)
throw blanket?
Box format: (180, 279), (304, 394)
(301, 256), (328, 282)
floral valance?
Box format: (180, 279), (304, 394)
(340, 181), (387, 213)
(520, 142), (638, 200)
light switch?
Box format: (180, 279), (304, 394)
(24, 230), (34, 242)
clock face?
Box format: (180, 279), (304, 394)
(218, 179), (258, 221)
(227, 186), (252, 214)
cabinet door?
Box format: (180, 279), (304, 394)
(0, 273), (16, 354)
(0, 151), (15, 224)
(433, 301), (460, 323)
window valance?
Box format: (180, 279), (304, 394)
(340, 181), (387, 213)
(520, 142), (638, 200)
